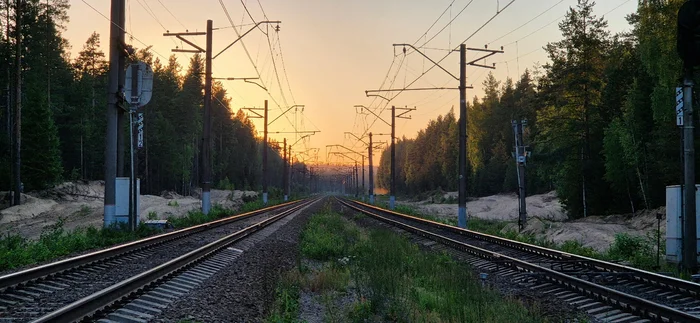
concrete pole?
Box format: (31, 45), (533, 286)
(200, 19), (213, 214)
(262, 100), (269, 204)
(458, 44), (468, 228)
(355, 161), (359, 198)
(362, 155), (365, 201)
(514, 119), (527, 231)
(12, 0), (21, 206)
(368, 132), (374, 204)
(283, 138), (288, 201)
(390, 106), (396, 210)
(104, 0), (125, 226)
(287, 145), (291, 199)
(683, 70), (697, 271)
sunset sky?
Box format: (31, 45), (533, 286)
(64, 0), (637, 166)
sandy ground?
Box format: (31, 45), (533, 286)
(400, 192), (664, 252)
(0, 181), (257, 240)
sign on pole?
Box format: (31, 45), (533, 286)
(125, 62), (154, 108)
(137, 113), (144, 149)
(676, 87), (684, 126)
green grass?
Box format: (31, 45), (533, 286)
(0, 197), (291, 271)
(0, 218), (158, 271)
(267, 270), (304, 323)
(268, 207), (548, 322)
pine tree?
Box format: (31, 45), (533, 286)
(537, 0), (610, 217)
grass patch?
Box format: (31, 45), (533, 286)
(267, 270), (304, 323)
(0, 218), (158, 271)
(300, 207), (362, 261)
(268, 207), (547, 322)
(0, 198), (290, 271)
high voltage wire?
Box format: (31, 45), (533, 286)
(276, 32), (297, 104)
(487, 0), (565, 46)
(217, 0), (299, 133)
(495, 0), (634, 66)
(387, 0), (517, 103)
(416, 0), (476, 51)
(135, 0), (165, 30)
(155, 0), (187, 29)
(413, 0), (458, 45)
(79, 0), (168, 60)
(358, 0), (517, 141)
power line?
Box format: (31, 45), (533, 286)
(155, 0), (187, 29)
(487, 0), (565, 46)
(79, 0), (168, 60)
(275, 31), (297, 104)
(416, 0), (476, 51)
(495, 0), (634, 65)
(217, 0), (296, 131)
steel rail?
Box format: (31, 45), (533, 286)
(31, 196), (322, 323)
(338, 198), (700, 323)
(0, 199), (303, 291)
(347, 199), (700, 297)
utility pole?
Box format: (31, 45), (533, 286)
(361, 155), (365, 201)
(355, 161), (359, 198)
(512, 119), (528, 231)
(288, 145), (292, 199)
(104, 0), (125, 225)
(458, 44), (467, 228)
(283, 138), (288, 201)
(390, 105), (415, 210)
(391, 106), (396, 209)
(367, 43), (501, 226)
(12, 0), (21, 206)
(166, 20), (280, 213)
(683, 70), (696, 270)
(368, 132), (374, 204)
(262, 100), (268, 204)
(6, 0), (11, 200)
(201, 20), (213, 214)
(677, 0), (699, 271)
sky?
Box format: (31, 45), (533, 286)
(64, 0), (638, 166)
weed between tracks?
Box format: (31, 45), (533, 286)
(0, 199), (287, 271)
(267, 203), (546, 322)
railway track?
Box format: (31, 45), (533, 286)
(0, 197), (318, 323)
(339, 198), (700, 323)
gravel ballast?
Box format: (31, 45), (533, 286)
(152, 199), (323, 322)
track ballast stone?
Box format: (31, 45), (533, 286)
(152, 201), (321, 322)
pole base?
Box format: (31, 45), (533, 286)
(104, 204), (116, 227)
(202, 191), (211, 215)
(263, 192), (269, 205)
(390, 196), (396, 210)
(284, 194), (288, 202)
(458, 207), (467, 228)
(369, 195), (374, 204)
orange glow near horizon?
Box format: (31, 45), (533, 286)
(64, 0), (637, 166)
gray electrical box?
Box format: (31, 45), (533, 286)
(665, 185), (700, 264)
(115, 177), (140, 226)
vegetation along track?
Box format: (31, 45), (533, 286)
(0, 198), (313, 322)
(338, 198), (700, 323)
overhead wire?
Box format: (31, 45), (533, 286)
(79, 0), (169, 60)
(359, 1), (517, 141)
(487, 0), (565, 46)
(495, 0), (633, 65)
(217, 0), (300, 133)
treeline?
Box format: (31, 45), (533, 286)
(378, 0), (690, 217)
(0, 0), (305, 196)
